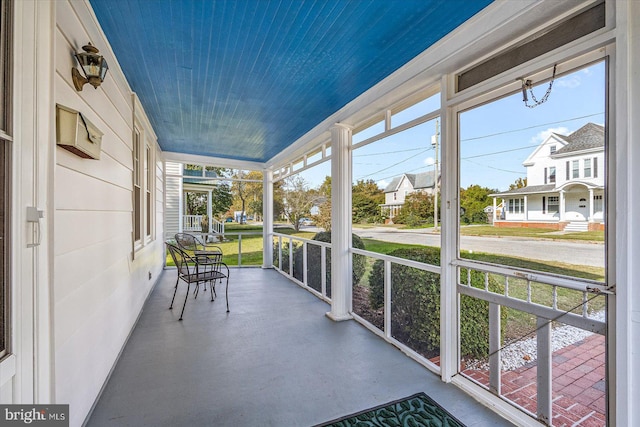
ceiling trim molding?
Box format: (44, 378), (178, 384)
(163, 151), (266, 171)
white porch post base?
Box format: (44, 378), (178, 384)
(327, 123), (353, 321)
(325, 311), (353, 322)
(262, 169), (274, 268)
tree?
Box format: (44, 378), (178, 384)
(509, 177), (527, 190)
(282, 175), (318, 231)
(459, 184), (496, 224)
(352, 179), (384, 223)
(230, 170), (263, 224)
(211, 182), (233, 218)
(185, 192), (207, 216)
(394, 192), (434, 226)
(314, 176), (332, 231)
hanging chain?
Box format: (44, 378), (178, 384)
(522, 64), (557, 108)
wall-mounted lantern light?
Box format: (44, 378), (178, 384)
(72, 43), (109, 91)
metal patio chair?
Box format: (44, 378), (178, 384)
(175, 232), (224, 293)
(175, 232), (223, 255)
(166, 242), (230, 320)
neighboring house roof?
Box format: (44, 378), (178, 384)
(490, 184), (556, 197)
(553, 123), (604, 155)
(384, 171), (438, 193)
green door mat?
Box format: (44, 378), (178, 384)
(313, 392), (466, 427)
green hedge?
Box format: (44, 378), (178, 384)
(368, 247), (503, 359)
(290, 231), (366, 297)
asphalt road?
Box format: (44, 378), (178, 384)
(346, 226), (605, 268)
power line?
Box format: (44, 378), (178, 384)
(353, 147), (426, 157)
(355, 147), (433, 180)
(353, 112), (603, 182)
(462, 143), (539, 159)
(460, 112), (603, 142)
(462, 158), (524, 174)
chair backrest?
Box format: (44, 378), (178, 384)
(175, 233), (202, 251)
(166, 243), (192, 276)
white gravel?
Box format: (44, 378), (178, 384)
(465, 311), (605, 371)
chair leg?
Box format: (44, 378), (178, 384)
(210, 280), (215, 301)
(169, 276), (180, 309)
(225, 277), (230, 313)
(179, 283), (190, 320)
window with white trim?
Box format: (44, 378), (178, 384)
(145, 143), (153, 238)
(584, 158), (592, 178)
(133, 128), (142, 244)
(508, 198), (524, 214)
(548, 196), (559, 214)
(594, 194), (603, 212)
(133, 127), (155, 248)
(572, 160), (580, 179)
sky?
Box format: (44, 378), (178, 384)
(297, 61), (605, 192)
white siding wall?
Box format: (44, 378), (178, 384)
(164, 162), (182, 239)
(525, 136), (565, 186)
(525, 195), (560, 221)
(555, 151), (605, 187)
(54, 2), (164, 425)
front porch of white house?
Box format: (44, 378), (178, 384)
(492, 183), (605, 231)
(87, 268), (513, 427)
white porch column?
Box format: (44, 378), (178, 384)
(524, 195), (528, 221)
(559, 190), (566, 222)
(207, 189), (213, 235)
(179, 190), (186, 232)
(588, 188), (594, 222)
(327, 123), (353, 321)
(262, 169), (274, 268)
(492, 197), (497, 223)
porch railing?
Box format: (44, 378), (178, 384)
(183, 215), (202, 231)
(183, 215), (225, 235)
(272, 232), (332, 301)
(454, 259), (608, 425)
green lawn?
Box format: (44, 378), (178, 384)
(166, 226), (314, 267)
(460, 225), (604, 242)
(167, 230), (605, 342)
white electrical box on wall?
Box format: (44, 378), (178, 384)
(56, 104), (103, 159)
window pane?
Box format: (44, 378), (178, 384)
(352, 117), (441, 259)
(459, 61), (605, 281)
(391, 92), (440, 128)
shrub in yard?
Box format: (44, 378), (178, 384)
(292, 231), (366, 296)
(368, 247), (501, 359)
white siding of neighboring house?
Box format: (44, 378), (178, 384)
(54, 2), (164, 424)
(385, 176), (411, 205)
(164, 161), (182, 239)
(524, 195), (560, 221)
(524, 135), (566, 186)
(384, 175), (435, 205)
(554, 151), (605, 188)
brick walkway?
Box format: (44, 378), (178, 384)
(461, 333), (606, 426)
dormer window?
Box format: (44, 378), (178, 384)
(550, 145), (557, 154)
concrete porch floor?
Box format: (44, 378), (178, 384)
(87, 267), (514, 426)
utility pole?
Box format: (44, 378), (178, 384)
(432, 119), (440, 232)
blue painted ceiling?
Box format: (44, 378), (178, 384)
(90, 0), (491, 163)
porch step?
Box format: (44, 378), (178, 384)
(563, 221), (589, 232)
